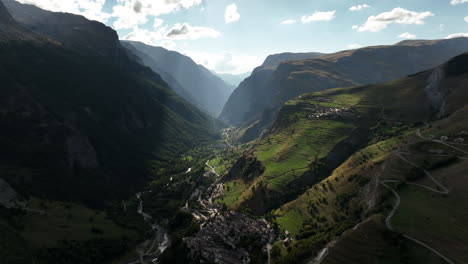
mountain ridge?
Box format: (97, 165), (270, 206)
(0, 0), (219, 207)
(215, 52), (468, 263)
(220, 37), (468, 142)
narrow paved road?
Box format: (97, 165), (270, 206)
(380, 128), (468, 264)
(309, 127), (466, 264)
(205, 160), (220, 177)
(417, 129), (468, 155)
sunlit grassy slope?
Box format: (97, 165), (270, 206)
(219, 69), (433, 213)
(219, 53), (468, 264)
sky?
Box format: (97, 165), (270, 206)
(14, 0), (468, 75)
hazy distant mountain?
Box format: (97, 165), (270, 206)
(122, 41), (233, 116)
(216, 72), (251, 87)
(220, 39), (468, 142)
(219, 52), (324, 133)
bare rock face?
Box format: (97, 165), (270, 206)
(0, 177), (18, 208)
(66, 135), (99, 169)
(184, 212), (275, 264)
(424, 65), (446, 116)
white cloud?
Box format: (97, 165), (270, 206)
(111, 0), (202, 29)
(281, 19), (297, 25)
(122, 25), (167, 45)
(347, 43), (362, 49)
(354, 8), (434, 32)
(451, 0), (468, 5)
(16, 0), (110, 22)
(465, 16), (468, 22)
(166, 23), (221, 40)
(225, 3), (240, 23)
(398, 32), (417, 39)
(440, 24), (445, 31)
(301, 11), (336, 23)
(446, 32), (468, 39)
(122, 22), (220, 47)
(153, 18), (164, 28)
(112, 4), (148, 29)
(349, 4), (370, 11)
(183, 51), (263, 75)
(160, 40), (177, 50)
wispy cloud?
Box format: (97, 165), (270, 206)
(166, 23), (221, 40)
(183, 51), (264, 75)
(353, 8), (433, 32)
(225, 3), (240, 23)
(347, 43), (362, 49)
(451, 0), (468, 5)
(281, 19), (297, 25)
(446, 32), (468, 39)
(349, 4), (370, 11)
(301, 11), (336, 23)
(111, 0), (203, 29)
(398, 32), (417, 39)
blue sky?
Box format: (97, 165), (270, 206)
(17, 0), (468, 74)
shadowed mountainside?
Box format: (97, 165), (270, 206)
(121, 40), (234, 116)
(0, 0), (219, 207)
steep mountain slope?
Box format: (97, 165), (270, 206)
(122, 40), (233, 116)
(220, 38), (468, 142)
(121, 40), (197, 106)
(217, 53), (468, 263)
(0, 0), (14, 24)
(220, 52), (324, 127)
(0, 2), (221, 263)
(3, 0), (120, 59)
(0, 0), (218, 208)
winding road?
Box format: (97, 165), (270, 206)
(205, 160), (220, 177)
(380, 128), (467, 264)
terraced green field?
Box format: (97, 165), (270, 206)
(275, 136), (403, 235)
(255, 119), (355, 191)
